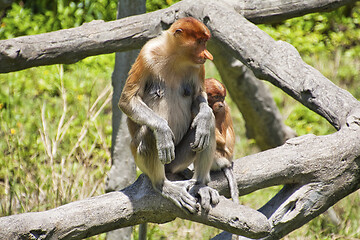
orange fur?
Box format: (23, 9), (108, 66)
(118, 17), (218, 212)
(205, 78), (238, 204)
(205, 78), (235, 166)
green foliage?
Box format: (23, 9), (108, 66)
(1, 1), (360, 239)
(146, 0), (181, 12)
(0, 54), (114, 215)
(259, 3), (360, 57)
(0, 0), (118, 39)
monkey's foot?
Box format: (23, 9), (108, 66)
(187, 180), (220, 211)
(159, 180), (199, 213)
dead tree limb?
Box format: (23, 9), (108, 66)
(192, 0), (360, 129)
(1, 126), (358, 239)
(0, 0), (356, 73)
(0, 175), (270, 240)
(1, 0), (359, 239)
(209, 42), (296, 150)
(224, 0), (358, 24)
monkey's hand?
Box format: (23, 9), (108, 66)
(191, 104), (215, 152)
(154, 119), (175, 164)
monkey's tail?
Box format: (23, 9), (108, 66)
(222, 165), (239, 204)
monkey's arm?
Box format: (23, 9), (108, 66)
(118, 60), (175, 164)
(191, 91), (215, 151)
(215, 128), (227, 149)
(120, 94), (175, 163)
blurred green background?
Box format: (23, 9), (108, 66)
(0, 1), (359, 239)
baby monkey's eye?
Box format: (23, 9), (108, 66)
(214, 95), (225, 101)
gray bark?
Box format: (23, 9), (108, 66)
(0, 175), (270, 240)
(223, 0), (358, 24)
(1, 0), (359, 239)
(105, 1), (145, 240)
(0, 0), (357, 73)
(195, 1), (360, 130)
(209, 42), (296, 150)
(0, 127), (359, 239)
(209, 128), (360, 240)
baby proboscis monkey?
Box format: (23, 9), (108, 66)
(205, 78), (238, 204)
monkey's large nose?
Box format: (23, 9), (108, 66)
(204, 49), (213, 61)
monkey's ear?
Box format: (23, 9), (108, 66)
(174, 28), (183, 36)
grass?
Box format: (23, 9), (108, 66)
(0, 54), (114, 216)
(1, 46), (360, 239)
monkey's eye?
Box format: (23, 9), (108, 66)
(174, 29), (183, 35)
(214, 95), (225, 101)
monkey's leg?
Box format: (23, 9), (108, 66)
(136, 152), (199, 213)
(165, 129), (196, 174)
(191, 131), (220, 211)
(166, 126), (220, 211)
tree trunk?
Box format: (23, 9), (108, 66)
(105, 0), (145, 239)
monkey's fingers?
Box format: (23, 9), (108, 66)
(157, 137), (175, 164)
(191, 133), (209, 152)
(178, 195), (200, 214)
(158, 147), (175, 164)
(210, 188), (220, 205)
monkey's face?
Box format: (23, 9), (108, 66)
(170, 17), (213, 65)
(205, 78), (227, 113)
(211, 100), (225, 114)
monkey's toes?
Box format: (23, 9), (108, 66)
(189, 183), (220, 211)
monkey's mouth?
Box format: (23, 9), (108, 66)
(195, 49), (213, 64)
(196, 58), (207, 64)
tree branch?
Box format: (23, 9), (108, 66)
(190, 0), (360, 129)
(0, 175), (270, 240)
(210, 127), (360, 239)
(209, 42), (296, 150)
(1, 127), (359, 239)
(210, 127), (360, 197)
(0, 0), (356, 73)
(225, 0), (358, 24)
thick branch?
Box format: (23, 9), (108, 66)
(0, 175), (270, 240)
(1, 125), (359, 240)
(209, 42), (296, 150)
(187, 0), (360, 130)
(209, 126), (360, 240)
(0, 0), (356, 73)
(224, 0), (358, 24)
(0, 16), (161, 73)
(210, 125), (360, 195)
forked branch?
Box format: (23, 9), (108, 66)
(0, 0), (359, 239)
